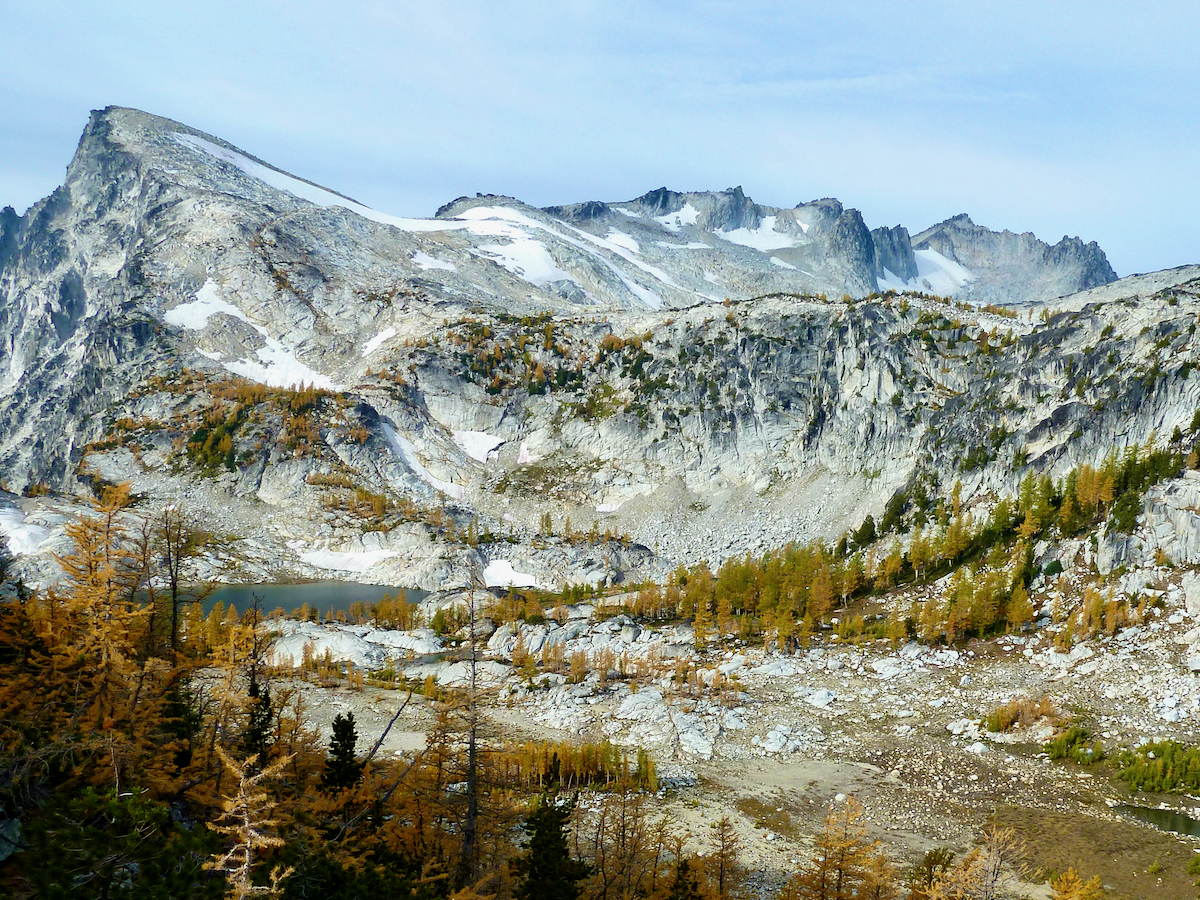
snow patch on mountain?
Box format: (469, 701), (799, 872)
(655, 204), (700, 231)
(383, 425), (465, 500)
(914, 249), (974, 293)
(716, 216), (799, 252)
(453, 431), (505, 463)
(483, 559), (541, 588)
(605, 230), (639, 253)
(516, 443), (542, 465)
(223, 338), (340, 391)
(166, 280), (339, 389)
(457, 206), (670, 308)
(362, 328), (396, 356)
(412, 251), (456, 271)
(475, 237), (577, 287)
(0, 507), (51, 556)
(164, 279), (247, 329)
(877, 248), (974, 296)
(174, 133), (461, 234)
(297, 547), (399, 572)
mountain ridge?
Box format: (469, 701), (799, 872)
(1, 105), (1194, 593)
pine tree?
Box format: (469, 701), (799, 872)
(810, 565), (834, 621)
(241, 671), (273, 765)
(666, 858), (704, 900)
(321, 712), (362, 791)
(716, 593), (735, 640)
(840, 555), (863, 607)
(1007, 584), (1033, 633)
(693, 594), (712, 648)
(512, 790), (591, 900)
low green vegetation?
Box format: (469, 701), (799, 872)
(1117, 741), (1200, 793)
(1045, 726), (1105, 765)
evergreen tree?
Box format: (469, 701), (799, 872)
(322, 712), (362, 791)
(666, 858), (703, 900)
(240, 672), (273, 764)
(512, 789), (591, 900)
(852, 515), (876, 549)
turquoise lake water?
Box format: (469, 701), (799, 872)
(202, 581), (428, 618)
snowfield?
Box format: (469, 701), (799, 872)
(163, 279), (246, 329)
(174, 133), (466, 234)
(297, 547), (399, 573)
(361, 327), (397, 357)
(877, 248), (974, 295)
(482, 559), (540, 588)
(716, 216), (801, 252)
(166, 279), (340, 390)
(452, 431), (505, 463)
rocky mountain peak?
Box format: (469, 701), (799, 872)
(911, 213), (1118, 304)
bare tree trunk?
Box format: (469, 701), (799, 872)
(457, 586), (480, 888)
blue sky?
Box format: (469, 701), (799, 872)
(2, 1), (1197, 277)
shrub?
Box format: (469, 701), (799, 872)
(1045, 726), (1104, 764)
(985, 696), (1057, 733)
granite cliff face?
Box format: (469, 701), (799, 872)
(4, 106), (1190, 592)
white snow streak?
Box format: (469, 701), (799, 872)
(165, 280), (339, 389)
(876, 250), (975, 296)
(458, 206), (666, 308)
(164, 279), (249, 329)
(174, 133), (466, 233)
(224, 339), (339, 390)
(299, 548), (398, 572)
(361, 327), (397, 357)
(476, 237), (578, 287)
(654, 203), (699, 231)
(605, 230), (640, 253)
(383, 425), (465, 500)
(914, 249), (974, 293)
(517, 442), (542, 465)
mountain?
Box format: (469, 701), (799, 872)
(908, 213), (1117, 305)
(3, 106), (1192, 592)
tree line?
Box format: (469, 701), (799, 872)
(0, 485), (1115, 898)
